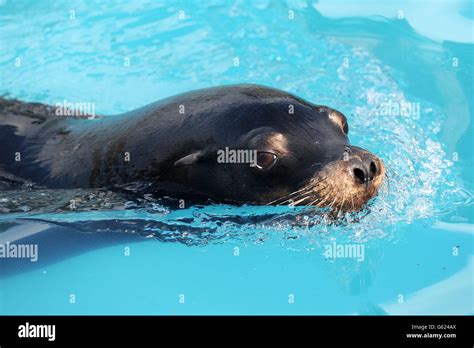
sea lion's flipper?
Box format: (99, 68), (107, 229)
(0, 97), (99, 133)
(0, 98), (58, 171)
(0, 97), (63, 145)
(0, 97), (60, 134)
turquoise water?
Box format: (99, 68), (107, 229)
(0, 0), (473, 314)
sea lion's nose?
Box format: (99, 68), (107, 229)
(346, 147), (379, 185)
(352, 160), (377, 185)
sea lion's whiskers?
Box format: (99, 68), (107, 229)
(327, 196), (339, 211)
(274, 177), (330, 206)
(337, 194), (346, 216)
(266, 186), (311, 205)
(315, 193), (332, 207)
(312, 177), (329, 189)
(289, 196), (311, 206)
(307, 198), (318, 206)
(271, 175), (334, 206)
(277, 190), (313, 206)
(310, 178), (331, 194)
(307, 195), (325, 207)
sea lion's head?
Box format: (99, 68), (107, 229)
(169, 85), (385, 212)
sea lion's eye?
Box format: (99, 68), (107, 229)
(256, 151), (277, 170)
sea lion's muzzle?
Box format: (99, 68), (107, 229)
(276, 145), (385, 213)
(304, 145), (386, 213)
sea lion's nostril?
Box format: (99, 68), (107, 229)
(353, 167), (366, 184)
(369, 161), (377, 181)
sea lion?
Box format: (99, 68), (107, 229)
(0, 84), (385, 212)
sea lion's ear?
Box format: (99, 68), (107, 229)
(328, 109), (349, 135)
(174, 151), (202, 167)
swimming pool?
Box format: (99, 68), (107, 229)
(0, 0), (472, 315)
